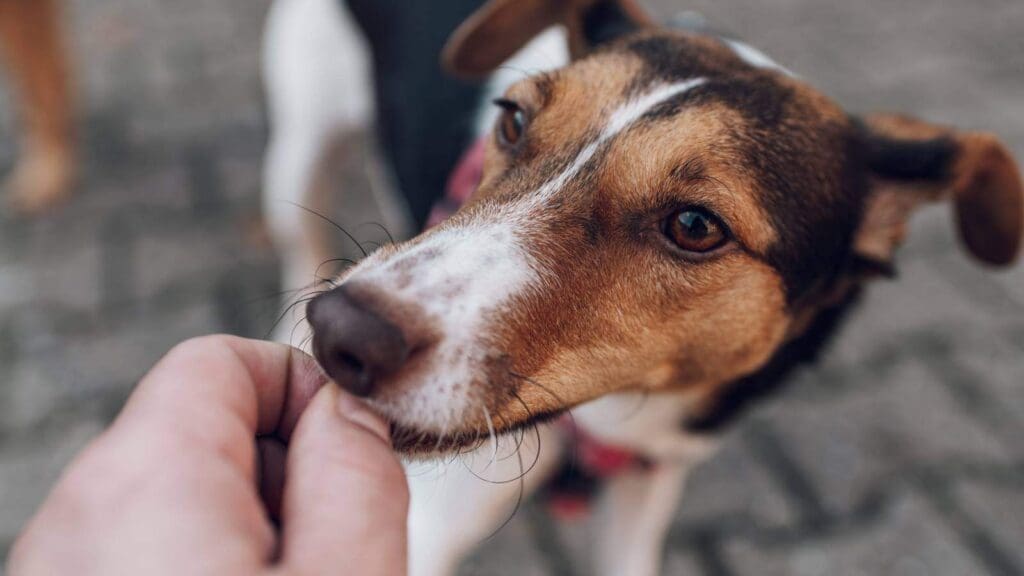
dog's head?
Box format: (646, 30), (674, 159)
(307, 0), (1023, 454)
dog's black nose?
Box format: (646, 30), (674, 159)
(307, 287), (408, 397)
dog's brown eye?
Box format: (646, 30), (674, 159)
(494, 99), (526, 148)
(665, 209), (728, 253)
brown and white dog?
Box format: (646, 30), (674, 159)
(263, 0), (1024, 574)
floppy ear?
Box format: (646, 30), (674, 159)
(854, 113), (1024, 267)
(442, 0), (654, 79)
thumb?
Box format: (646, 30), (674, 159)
(279, 384), (408, 575)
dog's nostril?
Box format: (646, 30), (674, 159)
(334, 351), (373, 397)
(335, 352), (364, 373)
(307, 286), (409, 398)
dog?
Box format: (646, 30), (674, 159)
(262, 0), (1024, 574)
(0, 0), (75, 214)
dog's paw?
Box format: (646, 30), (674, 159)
(4, 147), (76, 216)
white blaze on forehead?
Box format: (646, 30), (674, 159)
(723, 39), (795, 76)
(531, 77), (708, 206)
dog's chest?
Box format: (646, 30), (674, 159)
(571, 392), (716, 462)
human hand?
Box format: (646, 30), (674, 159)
(8, 335), (408, 576)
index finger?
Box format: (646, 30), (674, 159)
(114, 335), (328, 468)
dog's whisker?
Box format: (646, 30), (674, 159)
(482, 404), (499, 471)
(432, 413), (452, 454)
(494, 411), (521, 462)
(264, 292), (324, 340)
(313, 256), (358, 283)
(282, 200), (369, 258)
(245, 278), (323, 307)
(508, 370), (580, 472)
(289, 312), (314, 349)
(620, 389), (651, 421)
(508, 388), (544, 479)
(358, 221), (396, 245)
(483, 435), (527, 542)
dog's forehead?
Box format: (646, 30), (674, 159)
(522, 32), (862, 302)
(476, 31), (863, 304)
(542, 32), (796, 117)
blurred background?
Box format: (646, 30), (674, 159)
(1, 0), (1022, 574)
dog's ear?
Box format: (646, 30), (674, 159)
(442, 0), (654, 79)
(853, 113), (1024, 268)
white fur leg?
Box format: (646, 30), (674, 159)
(261, 0), (373, 347)
(406, 424), (563, 576)
(592, 464), (690, 576)
(569, 393), (717, 576)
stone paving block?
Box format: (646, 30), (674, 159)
(132, 219), (266, 301)
(926, 254), (1024, 324)
(951, 479), (1024, 572)
(675, 427), (797, 531)
(72, 158), (195, 217)
(458, 514), (551, 576)
(722, 491), (988, 576)
(1, 298), (222, 436)
(56, 299), (223, 391)
(824, 257), (999, 366)
(0, 211), (111, 313)
(27, 243), (104, 313)
(216, 143), (267, 207)
(0, 207), (101, 270)
(896, 205), (959, 261)
(956, 347), (1024, 433)
(1, 363), (66, 434)
(751, 360), (1009, 517)
(66, 0), (271, 146)
(0, 262), (34, 311)
(660, 550), (704, 576)
(458, 509), (704, 576)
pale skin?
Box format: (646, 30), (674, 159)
(7, 335), (409, 576)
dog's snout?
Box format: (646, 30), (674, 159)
(307, 288), (409, 397)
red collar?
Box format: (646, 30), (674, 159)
(546, 417), (654, 520)
(558, 416), (653, 477)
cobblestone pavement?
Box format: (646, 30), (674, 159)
(1, 1), (1022, 574)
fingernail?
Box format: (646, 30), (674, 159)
(336, 390), (392, 446)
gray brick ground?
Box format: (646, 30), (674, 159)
(2, 0), (1023, 574)
(722, 491), (989, 576)
(952, 479), (1024, 572)
(675, 428), (797, 531)
(753, 360), (1010, 517)
(461, 512), (556, 576)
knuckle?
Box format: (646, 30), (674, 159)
(164, 334), (235, 361)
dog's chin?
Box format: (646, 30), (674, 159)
(387, 423), (491, 458)
(386, 409), (567, 459)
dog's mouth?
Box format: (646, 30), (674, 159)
(387, 423), (489, 456)
(385, 409), (564, 456)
